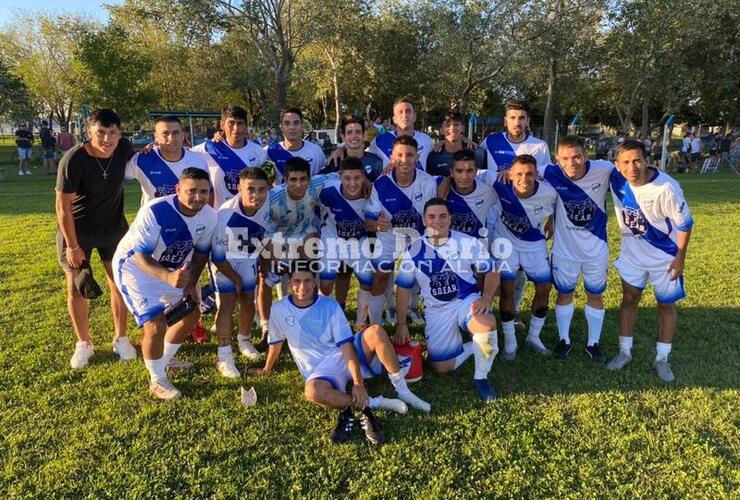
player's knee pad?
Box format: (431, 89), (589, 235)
(500, 311), (515, 322)
(533, 306), (549, 319)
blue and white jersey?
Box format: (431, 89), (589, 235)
(265, 140), (326, 184)
(319, 180), (368, 240)
(268, 295), (354, 381)
(211, 196), (273, 265)
(395, 231), (494, 309)
(192, 140), (267, 208)
(367, 130), (434, 170)
(125, 148), (210, 206)
(268, 173), (336, 238)
(446, 180), (497, 239)
(544, 160), (614, 261)
(365, 169), (439, 249)
(114, 195), (216, 280)
(610, 168), (693, 265)
(493, 180), (557, 251)
(479, 132), (551, 177)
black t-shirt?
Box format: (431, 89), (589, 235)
(321, 151), (384, 181)
(56, 139), (134, 238)
(40, 126), (55, 147)
(15, 129), (33, 148)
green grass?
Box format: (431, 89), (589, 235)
(0, 147), (738, 497)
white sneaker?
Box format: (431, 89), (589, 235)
(407, 308), (424, 325)
(397, 389), (431, 413)
(237, 337), (261, 360)
(373, 396), (408, 414)
(384, 308), (397, 324)
(217, 359), (241, 378)
(112, 337), (137, 361)
(149, 380), (182, 400)
(17, 171), (24, 176)
(166, 357), (194, 371)
(70, 341), (94, 369)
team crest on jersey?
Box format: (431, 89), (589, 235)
(224, 170), (240, 194)
(534, 206), (543, 214)
(286, 316), (295, 327)
(159, 240), (193, 269)
(474, 199), (484, 208)
(501, 212), (532, 235)
(391, 208), (420, 229)
(336, 219), (363, 239)
(154, 184), (177, 198)
(365, 164), (372, 173)
(195, 225), (206, 235)
(564, 198), (597, 227)
(622, 207), (647, 235)
(430, 269), (459, 301)
(414, 192), (423, 202)
(451, 211), (480, 235)
(591, 183), (602, 191)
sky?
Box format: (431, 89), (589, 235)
(0, 0), (122, 26)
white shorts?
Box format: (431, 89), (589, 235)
(498, 246), (551, 284)
(210, 259), (258, 294)
(115, 269), (183, 327)
(318, 238), (374, 287)
(551, 254), (608, 295)
(305, 332), (383, 390)
(614, 255), (686, 304)
(424, 293), (479, 362)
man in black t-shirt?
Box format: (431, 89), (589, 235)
(15, 123), (33, 176)
(55, 109), (137, 369)
(40, 120), (57, 176)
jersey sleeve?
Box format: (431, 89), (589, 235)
(364, 186), (382, 220)
(55, 151), (83, 194)
(395, 251), (416, 288)
(366, 137), (380, 158)
(535, 144), (552, 171)
(124, 154), (138, 181)
(267, 307), (286, 345)
(331, 303), (354, 347)
(130, 208), (161, 255)
(661, 184), (694, 232)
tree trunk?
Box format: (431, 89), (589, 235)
(542, 55), (558, 148)
(459, 92), (468, 116)
(332, 71), (341, 140)
(641, 97), (650, 138)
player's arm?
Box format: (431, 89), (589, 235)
(134, 253), (190, 288)
(184, 251), (209, 298)
(55, 191), (85, 269)
(663, 186), (694, 280)
(669, 229), (692, 280)
(250, 341), (284, 376)
(339, 342), (369, 409)
(472, 243), (499, 316)
(210, 223), (244, 292)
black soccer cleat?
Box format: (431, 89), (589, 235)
(553, 339), (572, 360)
(585, 343), (607, 363)
(359, 408), (385, 446)
(329, 407), (355, 444)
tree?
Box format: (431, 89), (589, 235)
(0, 58), (33, 123)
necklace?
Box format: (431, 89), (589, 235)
(94, 154), (114, 180)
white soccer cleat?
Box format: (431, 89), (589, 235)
(70, 341), (94, 369)
(397, 389), (431, 413)
(217, 359), (241, 378)
(166, 357), (194, 371)
(112, 337), (137, 361)
(373, 396), (408, 414)
(237, 337), (261, 360)
(149, 380), (182, 401)
(407, 308), (425, 325)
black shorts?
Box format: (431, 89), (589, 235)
(56, 228), (126, 273)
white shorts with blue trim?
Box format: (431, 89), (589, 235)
(424, 293), (479, 362)
(210, 259), (258, 294)
(114, 268), (183, 327)
(305, 331), (383, 390)
(551, 253), (608, 295)
(498, 246), (551, 284)
(614, 255), (686, 304)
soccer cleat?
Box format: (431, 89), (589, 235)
(501, 348), (518, 361)
(359, 408), (385, 445)
(190, 322), (208, 344)
(473, 378), (499, 402)
(18, 171), (24, 176)
(112, 337), (137, 361)
(384, 307), (397, 324)
(237, 337), (261, 360)
(149, 380), (182, 401)
(396, 390), (430, 413)
(653, 360), (676, 382)
(584, 343), (607, 363)
(407, 308), (424, 325)
(217, 359), (241, 378)
(525, 337), (551, 356)
(606, 351), (632, 371)
(166, 357), (194, 371)
(553, 340), (572, 360)
(329, 407), (355, 444)
(70, 341), (94, 369)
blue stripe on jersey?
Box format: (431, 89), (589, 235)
(544, 162), (607, 243)
(136, 151), (180, 197)
(447, 182), (484, 237)
(266, 142), (296, 178)
(150, 200), (194, 269)
(205, 141), (247, 195)
(610, 171), (678, 256)
(319, 185), (366, 239)
(410, 242), (479, 302)
(485, 133), (518, 171)
(375, 132), (396, 160)
(375, 173), (423, 232)
(494, 181), (546, 242)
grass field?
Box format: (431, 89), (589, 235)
(0, 147), (738, 498)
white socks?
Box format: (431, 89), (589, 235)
(584, 305), (605, 346)
(472, 331), (498, 379)
(453, 342), (474, 369)
(618, 336), (633, 356)
(388, 371), (407, 392)
(656, 342), (672, 362)
(555, 303), (575, 344)
(368, 294), (385, 325)
(357, 289), (371, 324)
(237, 333), (251, 343)
(502, 320), (517, 353)
(526, 315), (546, 348)
(144, 358), (167, 384)
(163, 342), (181, 365)
(218, 345), (234, 363)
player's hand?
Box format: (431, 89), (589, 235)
(167, 263), (190, 288)
(141, 142), (157, 154)
(183, 284), (197, 302)
(470, 297), (491, 317)
(462, 136), (479, 150)
(437, 176), (452, 199)
(328, 144), (346, 165)
(432, 141), (443, 153)
(66, 246), (85, 269)
(351, 384), (369, 409)
(544, 219), (554, 240)
(212, 129), (225, 143)
(497, 170), (512, 184)
(375, 213), (390, 232)
(393, 324), (410, 345)
(667, 256), (685, 280)
(247, 367), (267, 376)
(360, 177), (373, 199)
(381, 160), (397, 176)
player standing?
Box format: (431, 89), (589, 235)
(367, 98), (434, 170)
(266, 107), (327, 184)
(320, 114), (384, 181)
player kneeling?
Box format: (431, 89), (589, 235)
(113, 168), (217, 400)
(250, 261), (430, 445)
(394, 198), (501, 402)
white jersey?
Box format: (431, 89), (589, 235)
(367, 130), (434, 170)
(395, 231), (494, 309)
(318, 180), (368, 241)
(544, 160), (614, 261)
(446, 180), (497, 239)
(492, 180), (557, 251)
(610, 168), (694, 266)
(192, 140), (267, 208)
(114, 194), (216, 281)
(211, 196), (273, 265)
(268, 173), (336, 238)
(265, 140), (326, 184)
(267, 295), (354, 381)
(479, 132), (551, 176)
(125, 148), (210, 205)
